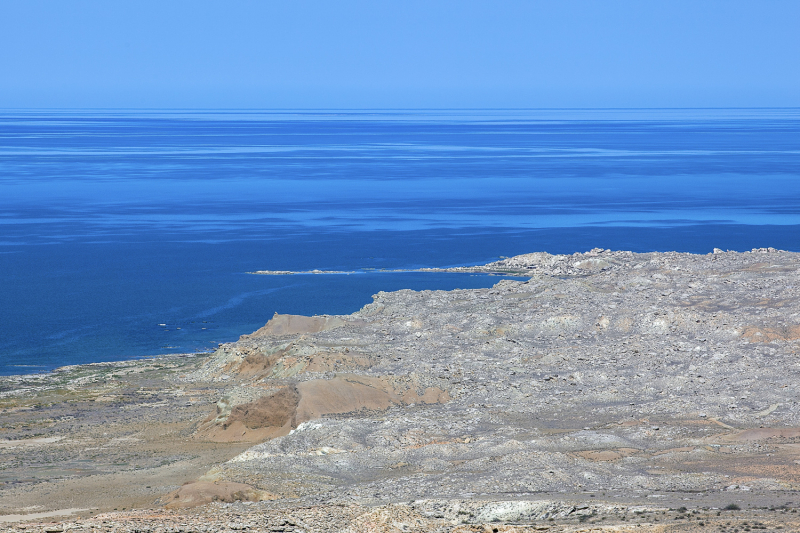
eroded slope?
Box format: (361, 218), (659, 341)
(184, 248), (800, 509)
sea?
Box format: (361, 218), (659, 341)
(1, 108), (799, 375)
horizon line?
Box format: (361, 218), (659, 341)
(2, 106), (800, 112)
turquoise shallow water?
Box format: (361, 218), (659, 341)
(1, 109), (799, 374)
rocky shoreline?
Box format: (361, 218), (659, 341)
(3, 248), (800, 531)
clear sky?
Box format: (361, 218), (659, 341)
(1, 0), (798, 109)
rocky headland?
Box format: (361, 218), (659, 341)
(2, 248), (800, 532)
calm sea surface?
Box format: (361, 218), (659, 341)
(1, 109), (799, 374)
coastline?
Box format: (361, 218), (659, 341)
(3, 248), (800, 531)
(247, 266), (531, 277)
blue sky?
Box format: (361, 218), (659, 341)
(1, 0), (798, 109)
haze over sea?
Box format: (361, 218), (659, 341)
(1, 108), (799, 374)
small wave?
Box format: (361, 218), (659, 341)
(192, 286), (296, 319)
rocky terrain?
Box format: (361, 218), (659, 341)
(3, 248), (800, 531)
(3, 501), (800, 533)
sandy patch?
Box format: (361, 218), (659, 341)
(731, 427), (800, 441)
(196, 375), (449, 443)
(161, 481), (276, 509)
(241, 313), (346, 339)
(741, 325), (800, 342)
(0, 436), (63, 448)
(0, 508), (89, 523)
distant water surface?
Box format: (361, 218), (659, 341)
(1, 109), (799, 374)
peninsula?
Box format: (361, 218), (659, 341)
(3, 248), (800, 532)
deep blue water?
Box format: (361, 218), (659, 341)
(1, 109), (799, 374)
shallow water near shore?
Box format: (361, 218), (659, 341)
(1, 109), (799, 374)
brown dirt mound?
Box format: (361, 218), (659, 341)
(226, 386), (299, 430)
(295, 376), (396, 423)
(162, 481), (276, 509)
(196, 375), (450, 443)
(295, 375), (449, 424)
(241, 313), (346, 339)
(741, 325), (800, 342)
(195, 386), (299, 442)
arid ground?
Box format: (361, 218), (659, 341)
(3, 248), (800, 532)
